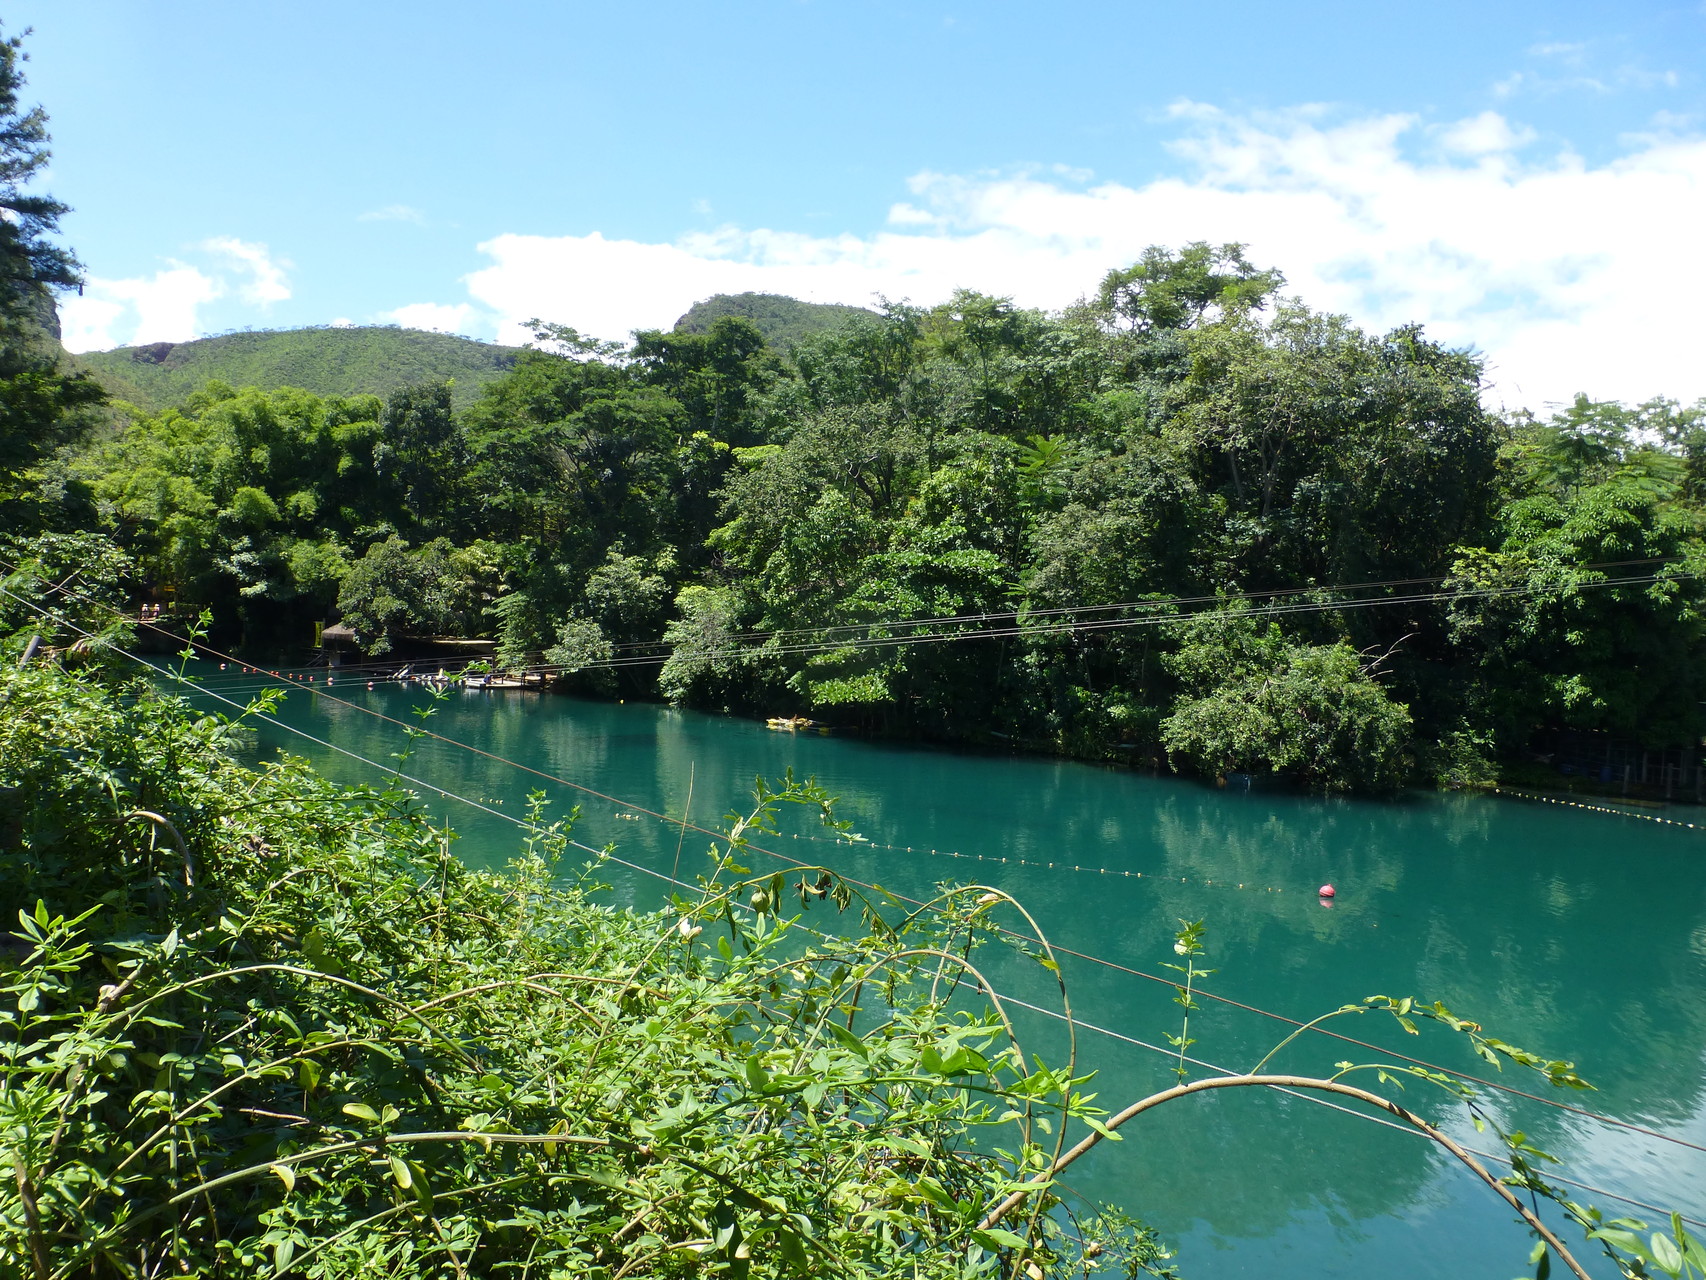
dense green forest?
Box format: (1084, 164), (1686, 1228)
(20, 247), (1706, 794)
(70, 325), (526, 412)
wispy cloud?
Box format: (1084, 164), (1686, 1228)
(459, 102), (1706, 410)
(59, 238), (290, 351)
(359, 203), (427, 224)
(381, 301), (479, 334)
(1495, 39), (1679, 99)
(201, 236), (291, 305)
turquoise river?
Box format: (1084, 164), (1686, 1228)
(179, 665), (1706, 1280)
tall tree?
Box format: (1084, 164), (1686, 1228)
(0, 24), (104, 525)
(1095, 242), (1285, 335)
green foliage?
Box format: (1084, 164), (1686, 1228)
(1445, 477), (1706, 749)
(336, 537), (496, 655)
(0, 25), (105, 531)
(672, 292), (878, 351)
(657, 585), (759, 709)
(70, 327), (523, 413)
(1160, 614), (1414, 792)
(0, 657), (1177, 1278)
(1094, 242), (1284, 335)
(0, 25), (80, 311)
(0, 530), (133, 655)
(1161, 920), (1212, 1080)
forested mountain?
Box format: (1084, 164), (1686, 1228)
(71, 325), (525, 410)
(24, 240), (1706, 794)
(673, 291), (878, 348)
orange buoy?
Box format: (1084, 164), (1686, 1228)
(1318, 883), (1336, 899)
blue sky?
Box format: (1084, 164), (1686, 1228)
(13, 1), (1706, 409)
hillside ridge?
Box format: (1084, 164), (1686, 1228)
(673, 292), (876, 348)
(71, 325), (527, 411)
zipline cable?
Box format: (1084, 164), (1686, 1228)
(450, 554), (1699, 657)
(51, 563), (1701, 690)
(7, 593), (1698, 1231)
(11, 578), (1706, 1161)
(393, 569), (1706, 675)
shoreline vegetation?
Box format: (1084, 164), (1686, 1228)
(32, 284), (1706, 800)
(25, 255), (1706, 798)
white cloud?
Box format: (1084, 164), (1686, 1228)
(359, 203), (426, 224)
(58, 239), (292, 352)
(60, 264), (223, 351)
(458, 103), (1706, 410)
(382, 301), (479, 334)
(202, 236), (291, 305)
(330, 316), (355, 328)
(1438, 110), (1536, 156)
(57, 295), (127, 352)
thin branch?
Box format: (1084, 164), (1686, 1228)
(978, 1073), (1593, 1280)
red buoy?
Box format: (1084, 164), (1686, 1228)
(1318, 883), (1336, 899)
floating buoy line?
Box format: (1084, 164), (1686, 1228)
(686, 827), (1298, 895)
(1491, 786), (1705, 830)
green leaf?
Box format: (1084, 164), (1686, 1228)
(777, 1228), (809, 1270)
(1587, 1228), (1652, 1261)
(972, 1227), (1030, 1251)
(388, 1153), (412, 1189)
(1652, 1231), (1683, 1276)
(408, 1161), (433, 1210)
(744, 1054), (771, 1093)
(268, 1163), (295, 1194)
(1082, 1116), (1124, 1141)
(342, 1102), (379, 1123)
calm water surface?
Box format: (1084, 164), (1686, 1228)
(184, 666), (1706, 1279)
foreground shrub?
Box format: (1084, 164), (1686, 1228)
(0, 656), (1167, 1278)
